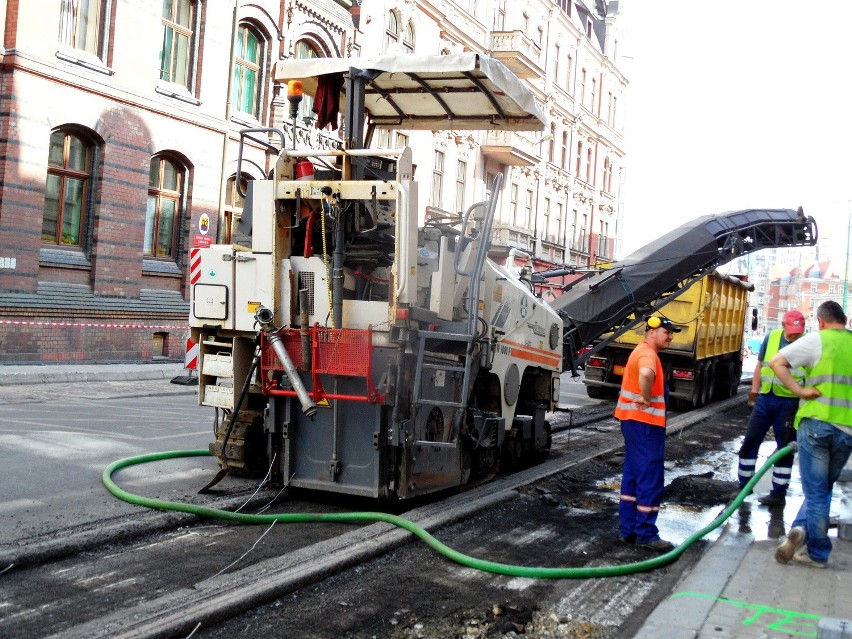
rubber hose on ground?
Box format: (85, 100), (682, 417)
(102, 446), (793, 579)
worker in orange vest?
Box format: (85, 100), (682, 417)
(614, 316), (680, 552)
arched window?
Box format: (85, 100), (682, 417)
(146, 156), (185, 258)
(42, 129), (93, 247)
(294, 39), (321, 124)
(402, 20), (415, 52)
(232, 24), (264, 118)
(385, 11), (400, 52)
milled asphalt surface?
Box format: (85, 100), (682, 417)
(2, 361), (850, 638)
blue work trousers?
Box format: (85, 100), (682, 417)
(790, 418), (852, 563)
(619, 419), (667, 543)
(738, 392), (798, 494)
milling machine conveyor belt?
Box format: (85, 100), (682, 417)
(549, 207), (818, 364)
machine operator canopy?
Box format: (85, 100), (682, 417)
(272, 53), (546, 131)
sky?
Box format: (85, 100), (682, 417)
(618, 1), (852, 263)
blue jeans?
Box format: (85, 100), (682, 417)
(791, 418), (852, 563)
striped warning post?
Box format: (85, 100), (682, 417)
(190, 248), (202, 285)
(185, 338), (199, 370)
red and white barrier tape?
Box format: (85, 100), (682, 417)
(0, 320), (188, 329)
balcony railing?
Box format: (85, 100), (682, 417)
(480, 130), (539, 167)
(489, 30), (543, 78)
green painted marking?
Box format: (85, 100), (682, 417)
(672, 592), (821, 637)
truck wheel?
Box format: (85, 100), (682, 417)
(702, 361), (716, 406)
(714, 362), (734, 400)
(586, 385), (608, 400)
(691, 366), (705, 409)
(730, 362), (742, 396)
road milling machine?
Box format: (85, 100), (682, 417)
(190, 53), (819, 500)
(190, 54), (560, 499)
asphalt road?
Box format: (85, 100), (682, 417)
(0, 381), (214, 546)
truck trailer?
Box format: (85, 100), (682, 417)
(582, 270), (752, 410)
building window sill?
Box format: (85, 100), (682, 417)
(55, 49), (114, 76)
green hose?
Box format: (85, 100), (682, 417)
(103, 445), (793, 579)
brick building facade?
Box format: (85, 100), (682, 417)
(0, 0), (355, 363)
(0, 0), (624, 363)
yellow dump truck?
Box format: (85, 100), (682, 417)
(582, 271), (753, 410)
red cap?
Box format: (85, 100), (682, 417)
(783, 310), (805, 334)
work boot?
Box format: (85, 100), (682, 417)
(637, 538), (675, 552)
(791, 546), (827, 569)
(757, 492), (786, 507)
(775, 526), (805, 564)
(618, 534), (636, 544)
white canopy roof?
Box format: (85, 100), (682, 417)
(272, 53), (546, 131)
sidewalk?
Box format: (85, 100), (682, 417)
(0, 361), (187, 385)
(637, 465), (852, 639)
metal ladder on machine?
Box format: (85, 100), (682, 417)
(411, 174), (504, 440)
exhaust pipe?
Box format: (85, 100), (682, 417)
(255, 307), (318, 418)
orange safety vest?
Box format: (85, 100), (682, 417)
(614, 342), (667, 427)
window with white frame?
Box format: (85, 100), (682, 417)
(543, 197), (551, 241)
(159, 0), (196, 88)
(495, 0), (506, 29)
(231, 24), (264, 118)
(59, 0), (109, 57)
(455, 160), (467, 214)
(402, 20), (415, 52)
(556, 202), (563, 245)
(590, 77), (596, 113)
(548, 123), (556, 163)
(561, 131), (568, 169)
(575, 142), (582, 177)
(523, 189), (533, 229)
(510, 183), (519, 226)
(585, 148), (593, 183)
(580, 68), (586, 104)
(385, 11), (400, 52)
(553, 46), (560, 85)
(566, 54), (573, 93)
(571, 209), (578, 247)
(431, 151), (444, 208)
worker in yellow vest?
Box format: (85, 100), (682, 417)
(737, 309), (806, 506)
(770, 301), (852, 569)
(614, 316), (680, 552)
